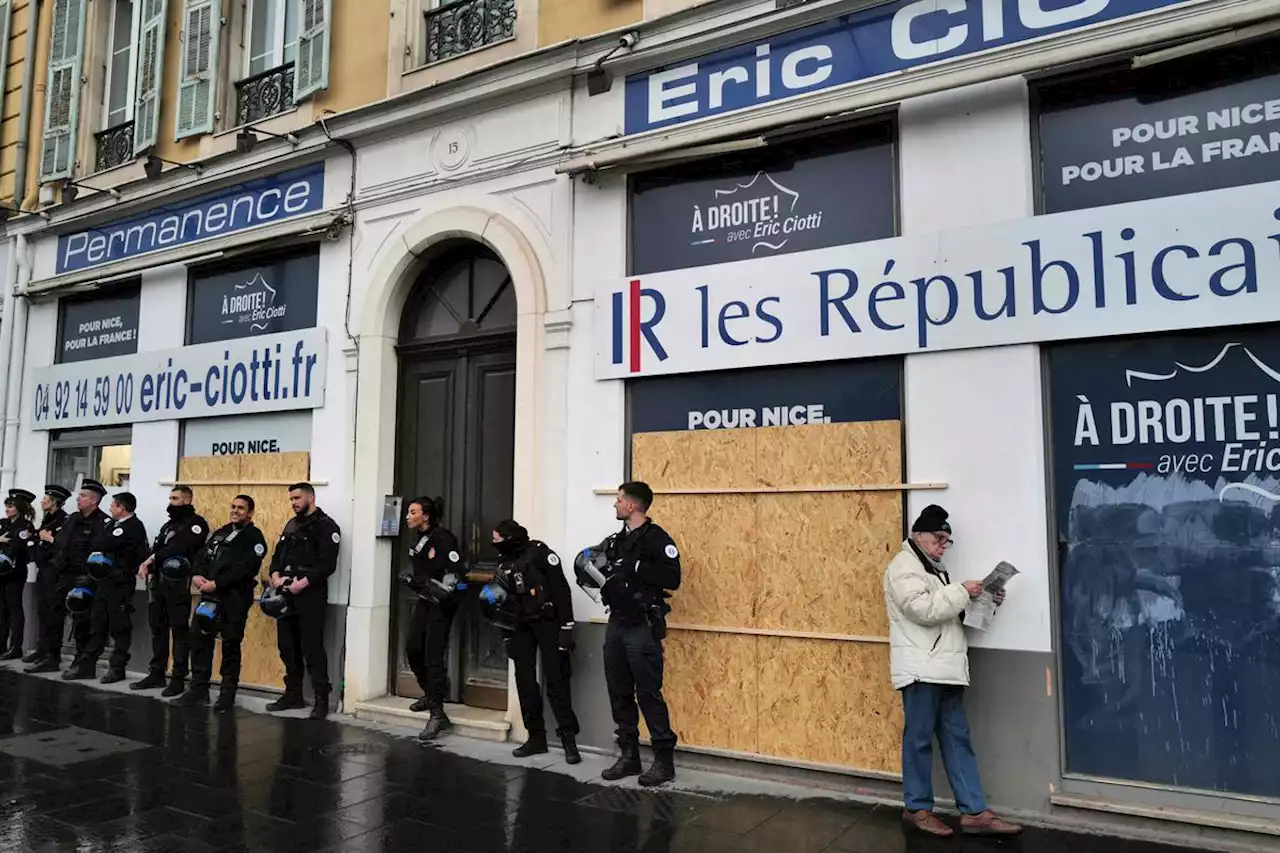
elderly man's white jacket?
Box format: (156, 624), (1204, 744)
(883, 540), (972, 690)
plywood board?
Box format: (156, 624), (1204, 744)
(754, 492), (900, 637)
(632, 430), (757, 491)
(178, 456), (241, 483)
(644, 630), (757, 754)
(649, 495), (757, 629)
(240, 452), (311, 484)
(757, 637), (901, 773)
(756, 421), (902, 488)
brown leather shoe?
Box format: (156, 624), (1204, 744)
(960, 810), (1023, 835)
(903, 810), (955, 837)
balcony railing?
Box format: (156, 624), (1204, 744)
(235, 62), (296, 127)
(94, 121), (135, 173)
(423, 0), (516, 65)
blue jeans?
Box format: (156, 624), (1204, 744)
(901, 682), (988, 815)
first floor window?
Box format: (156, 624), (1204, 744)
(247, 0), (297, 76)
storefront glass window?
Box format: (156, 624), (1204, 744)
(47, 429), (133, 493)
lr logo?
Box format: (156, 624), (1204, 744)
(611, 279), (668, 372)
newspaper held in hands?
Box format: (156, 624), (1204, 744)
(963, 561), (1020, 632)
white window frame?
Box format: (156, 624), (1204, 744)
(102, 0), (142, 130)
(244, 0), (294, 78)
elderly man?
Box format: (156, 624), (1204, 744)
(884, 504), (1021, 838)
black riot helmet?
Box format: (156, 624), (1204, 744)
(258, 582), (293, 619)
(0, 552), (15, 577)
(86, 551), (115, 581)
(478, 576), (517, 632)
(573, 544), (613, 604)
(192, 597), (220, 635)
(65, 583), (94, 615)
(159, 555), (191, 581)
(423, 570), (465, 605)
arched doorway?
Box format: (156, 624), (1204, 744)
(393, 241), (517, 710)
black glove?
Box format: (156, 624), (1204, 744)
(399, 573), (421, 590)
(558, 623), (575, 652)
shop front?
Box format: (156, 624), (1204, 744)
(11, 160), (354, 696)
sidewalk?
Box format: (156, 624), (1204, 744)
(0, 664), (1205, 853)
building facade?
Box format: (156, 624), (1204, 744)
(0, 0), (1277, 846)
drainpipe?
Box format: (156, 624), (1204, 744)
(0, 234), (30, 494)
(0, 0), (44, 467)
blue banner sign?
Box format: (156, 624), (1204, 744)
(56, 164), (325, 275)
(624, 0), (1194, 135)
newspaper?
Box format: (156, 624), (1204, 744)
(963, 561), (1020, 632)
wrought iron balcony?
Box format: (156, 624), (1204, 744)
(94, 121), (135, 173)
(423, 0), (516, 65)
(235, 62), (296, 127)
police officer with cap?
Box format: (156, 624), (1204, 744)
(492, 519), (581, 763)
(0, 488), (37, 659)
(267, 482), (340, 719)
(599, 481), (682, 787)
(23, 485), (70, 671)
(68, 490), (147, 683)
(132, 486), (210, 696)
(176, 494), (267, 712)
(400, 497), (462, 740)
(56, 479), (113, 678)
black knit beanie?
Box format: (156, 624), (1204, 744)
(911, 505), (952, 535)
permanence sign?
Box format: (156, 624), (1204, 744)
(55, 165), (325, 275)
(27, 328), (328, 430)
(623, 0), (1196, 134)
(595, 178), (1280, 379)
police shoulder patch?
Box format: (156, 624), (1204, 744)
(18, 530), (28, 540)
(664, 544), (678, 559)
(192, 525), (203, 535)
(448, 551), (460, 563)
(331, 532), (341, 544)
(112, 528), (123, 537)
(254, 543), (266, 556)
(547, 553), (560, 567)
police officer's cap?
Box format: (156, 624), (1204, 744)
(44, 484), (71, 503)
(7, 488), (35, 503)
(80, 479), (108, 497)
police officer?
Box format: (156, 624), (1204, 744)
(176, 494), (268, 713)
(493, 519), (581, 763)
(133, 486), (210, 696)
(401, 497), (462, 741)
(57, 480), (113, 679)
(69, 491), (148, 683)
(0, 488), (37, 659)
(267, 482), (340, 719)
(23, 485), (70, 672)
(600, 481), (682, 787)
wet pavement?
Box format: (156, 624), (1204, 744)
(0, 665), (1195, 853)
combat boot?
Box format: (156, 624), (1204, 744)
(100, 667), (126, 684)
(131, 672), (166, 691)
(214, 682), (238, 713)
(601, 740), (642, 781)
(266, 690), (306, 712)
(512, 732), (548, 758)
(309, 691), (330, 720)
(561, 734), (582, 765)
(418, 709), (452, 741)
(174, 685), (210, 707)
(638, 747), (676, 787)
(61, 662), (95, 681)
(161, 676), (186, 698)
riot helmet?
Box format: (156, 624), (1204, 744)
(86, 551), (114, 581)
(65, 583), (94, 615)
(159, 555), (191, 581)
(0, 553), (15, 577)
(259, 582), (293, 619)
(192, 597), (220, 635)
(423, 571), (465, 605)
(573, 545), (612, 604)
(478, 576), (516, 632)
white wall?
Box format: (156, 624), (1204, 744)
(899, 78), (1052, 653)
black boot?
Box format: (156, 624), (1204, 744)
(266, 690), (306, 712)
(214, 683), (237, 713)
(512, 731), (548, 758)
(161, 676), (186, 698)
(22, 651), (41, 664)
(100, 667), (126, 685)
(309, 692), (330, 720)
(562, 734), (582, 765)
(131, 672), (166, 691)
(24, 657), (59, 674)
(174, 685), (210, 707)
(638, 747), (676, 787)
(418, 709), (451, 741)
(601, 740), (642, 781)
(61, 663), (95, 681)
(409, 696), (432, 713)
(0, 647), (23, 661)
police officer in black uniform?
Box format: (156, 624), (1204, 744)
(23, 485), (70, 671)
(133, 486), (210, 696)
(267, 482), (340, 719)
(493, 519), (581, 763)
(70, 491), (148, 683)
(176, 494), (268, 712)
(600, 481), (682, 787)
(401, 497), (462, 741)
(0, 488), (37, 659)
(57, 480), (113, 679)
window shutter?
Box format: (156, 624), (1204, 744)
(174, 0), (219, 141)
(132, 0), (168, 154)
(39, 0), (88, 182)
(292, 0), (330, 102)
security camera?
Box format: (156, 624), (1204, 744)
(619, 31), (638, 50)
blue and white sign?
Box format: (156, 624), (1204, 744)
(27, 328), (327, 430)
(625, 0), (1195, 135)
(55, 165), (325, 275)
(595, 178), (1280, 379)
